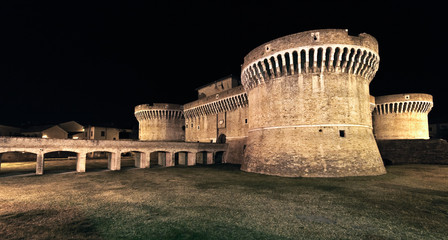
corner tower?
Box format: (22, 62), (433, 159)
(373, 94), (433, 139)
(134, 103), (185, 141)
(241, 29), (386, 177)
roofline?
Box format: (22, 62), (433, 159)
(194, 74), (236, 91)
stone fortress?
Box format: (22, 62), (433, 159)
(134, 103), (185, 141)
(373, 93), (433, 140)
(2, 29), (442, 177)
(135, 29), (441, 178)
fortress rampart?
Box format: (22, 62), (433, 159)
(240, 29), (386, 177)
(373, 93), (433, 139)
(183, 83), (248, 164)
(134, 103), (185, 141)
(183, 86), (248, 119)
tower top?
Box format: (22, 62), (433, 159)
(375, 93), (433, 105)
(242, 29), (378, 70)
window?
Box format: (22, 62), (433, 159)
(101, 131), (105, 137)
(339, 130), (345, 138)
(245, 119), (248, 124)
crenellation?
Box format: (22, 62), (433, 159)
(134, 103), (185, 141)
(240, 29), (385, 177)
(373, 94), (433, 140)
(241, 44), (380, 92)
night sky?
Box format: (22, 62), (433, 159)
(0, 1), (446, 128)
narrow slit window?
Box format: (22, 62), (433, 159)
(339, 130), (345, 138)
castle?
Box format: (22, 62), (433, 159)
(135, 29), (435, 177)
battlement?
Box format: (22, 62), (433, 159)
(372, 93), (433, 140)
(135, 103), (183, 111)
(241, 29), (380, 90)
(373, 94), (433, 115)
(134, 103), (184, 121)
(184, 86), (247, 119)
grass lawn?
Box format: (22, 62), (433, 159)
(0, 163), (447, 239)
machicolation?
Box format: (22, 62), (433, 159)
(134, 103), (185, 141)
(241, 29), (386, 177)
(373, 93), (433, 140)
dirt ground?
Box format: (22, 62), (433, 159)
(0, 163), (447, 239)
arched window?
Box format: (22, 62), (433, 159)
(309, 48), (315, 71)
(325, 47), (332, 70)
(300, 49), (306, 72)
(333, 47), (341, 69)
(317, 48), (324, 69)
(284, 52), (291, 75)
(292, 51), (299, 73)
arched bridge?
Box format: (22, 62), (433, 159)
(0, 137), (227, 175)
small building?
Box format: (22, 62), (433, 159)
(22, 125), (68, 139)
(58, 121), (85, 139)
(84, 126), (120, 140)
(0, 124), (21, 136)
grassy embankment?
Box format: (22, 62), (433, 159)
(0, 163), (447, 239)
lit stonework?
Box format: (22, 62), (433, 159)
(373, 93), (433, 140)
(134, 103), (185, 141)
(240, 29), (386, 177)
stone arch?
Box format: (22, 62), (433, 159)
(352, 49), (363, 74)
(196, 151), (208, 165)
(333, 47), (341, 70)
(85, 150), (116, 171)
(325, 47), (332, 71)
(292, 51), (299, 73)
(42, 150), (79, 173)
(257, 61), (266, 81)
(214, 151), (225, 164)
(269, 56), (277, 77)
(317, 47), (324, 70)
(263, 58), (271, 79)
(276, 54), (283, 76)
(284, 52), (292, 75)
(174, 151), (192, 166)
(346, 48), (356, 73)
(217, 133), (226, 144)
(362, 52), (374, 77)
(150, 150), (170, 167)
(120, 150), (149, 169)
(0, 151), (37, 176)
(356, 50), (368, 75)
(300, 49), (307, 73)
(340, 47), (349, 71)
(308, 48), (315, 72)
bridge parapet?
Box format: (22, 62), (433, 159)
(0, 137), (227, 175)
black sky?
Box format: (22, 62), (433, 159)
(0, 1), (446, 128)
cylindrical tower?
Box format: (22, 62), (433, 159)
(134, 103), (185, 141)
(373, 93), (433, 140)
(241, 29), (386, 177)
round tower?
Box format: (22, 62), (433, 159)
(240, 29), (386, 177)
(134, 103), (185, 141)
(373, 94), (433, 140)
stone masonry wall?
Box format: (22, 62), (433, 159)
(377, 139), (448, 165)
(241, 29), (386, 177)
